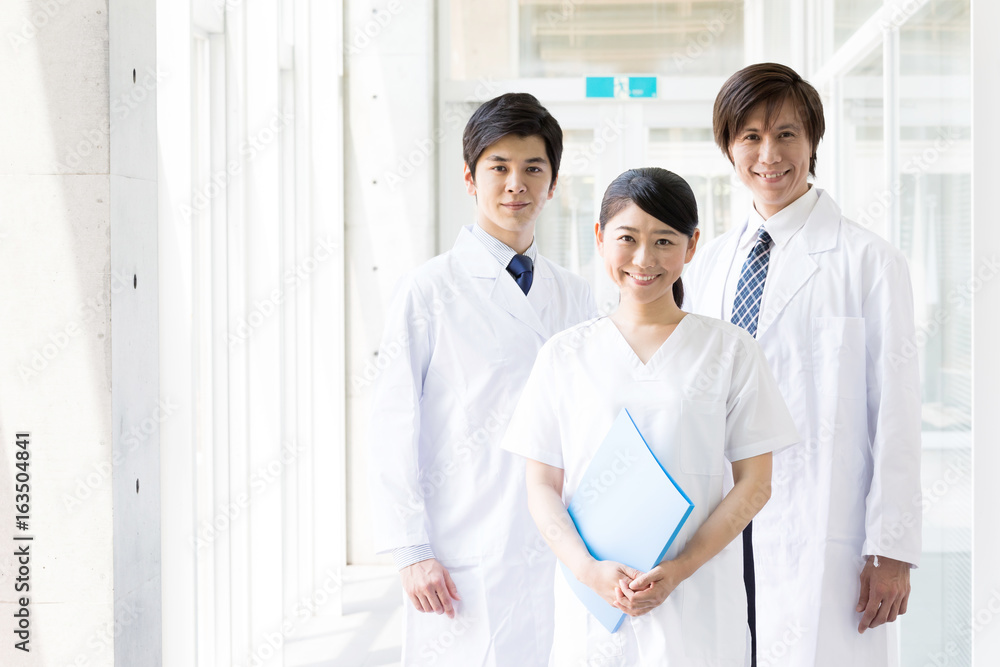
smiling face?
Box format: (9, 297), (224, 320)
(729, 97), (814, 219)
(596, 202), (699, 309)
(464, 133), (557, 253)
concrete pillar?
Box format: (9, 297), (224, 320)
(0, 0), (160, 664)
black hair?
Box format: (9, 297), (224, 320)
(462, 93), (563, 184)
(598, 168), (699, 308)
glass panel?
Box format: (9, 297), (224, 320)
(833, 0), (884, 51)
(449, 0), (745, 80)
(536, 128), (604, 295)
(896, 0), (971, 664)
(831, 5), (972, 660)
(900, 0), (970, 76)
(646, 127), (734, 242)
(837, 47), (886, 238)
(520, 0), (745, 77)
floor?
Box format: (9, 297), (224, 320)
(285, 567), (404, 667)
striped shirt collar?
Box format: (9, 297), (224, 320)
(469, 223), (538, 268)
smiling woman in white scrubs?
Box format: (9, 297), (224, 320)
(501, 168), (800, 666)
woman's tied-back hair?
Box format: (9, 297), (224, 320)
(599, 168), (699, 308)
(713, 62), (826, 177)
(462, 93), (563, 185)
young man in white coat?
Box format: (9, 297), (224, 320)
(368, 93), (597, 666)
(683, 63), (922, 667)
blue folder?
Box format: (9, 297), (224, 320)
(560, 408), (695, 633)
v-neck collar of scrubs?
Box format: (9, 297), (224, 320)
(606, 313), (691, 377)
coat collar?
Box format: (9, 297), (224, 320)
(754, 189), (841, 339)
(451, 226), (552, 338)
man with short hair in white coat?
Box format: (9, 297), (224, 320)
(368, 93), (597, 666)
(684, 63), (922, 667)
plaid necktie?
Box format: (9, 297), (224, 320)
(730, 227), (773, 338)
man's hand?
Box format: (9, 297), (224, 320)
(400, 558), (461, 619)
(856, 555), (911, 633)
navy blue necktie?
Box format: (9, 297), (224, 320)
(731, 227), (773, 338)
(507, 254), (533, 295)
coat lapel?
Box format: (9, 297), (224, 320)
(704, 223), (746, 320)
(524, 257), (554, 337)
(755, 190), (841, 340)
(451, 227), (550, 339)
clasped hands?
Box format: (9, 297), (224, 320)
(582, 559), (685, 617)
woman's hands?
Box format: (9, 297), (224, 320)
(579, 560), (643, 608)
(578, 559), (688, 617)
(613, 559), (687, 617)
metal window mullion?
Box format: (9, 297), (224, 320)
(208, 28), (233, 667)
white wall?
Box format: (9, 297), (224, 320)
(344, 0), (437, 566)
(971, 0), (1000, 661)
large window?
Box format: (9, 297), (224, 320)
(820, 2), (972, 657)
(449, 0), (746, 79)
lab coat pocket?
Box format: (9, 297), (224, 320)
(679, 399), (726, 476)
(812, 316), (866, 400)
(405, 564), (492, 666)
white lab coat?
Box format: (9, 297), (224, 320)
(683, 189), (922, 667)
(501, 315), (799, 666)
(368, 226), (596, 666)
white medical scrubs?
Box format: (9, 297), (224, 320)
(502, 314), (799, 666)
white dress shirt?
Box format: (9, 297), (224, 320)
(722, 186), (820, 321)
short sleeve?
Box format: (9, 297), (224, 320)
(500, 341), (564, 469)
(724, 334), (801, 462)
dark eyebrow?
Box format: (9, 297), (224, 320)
(615, 225), (681, 236)
(740, 122), (802, 133)
(484, 155), (549, 164)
